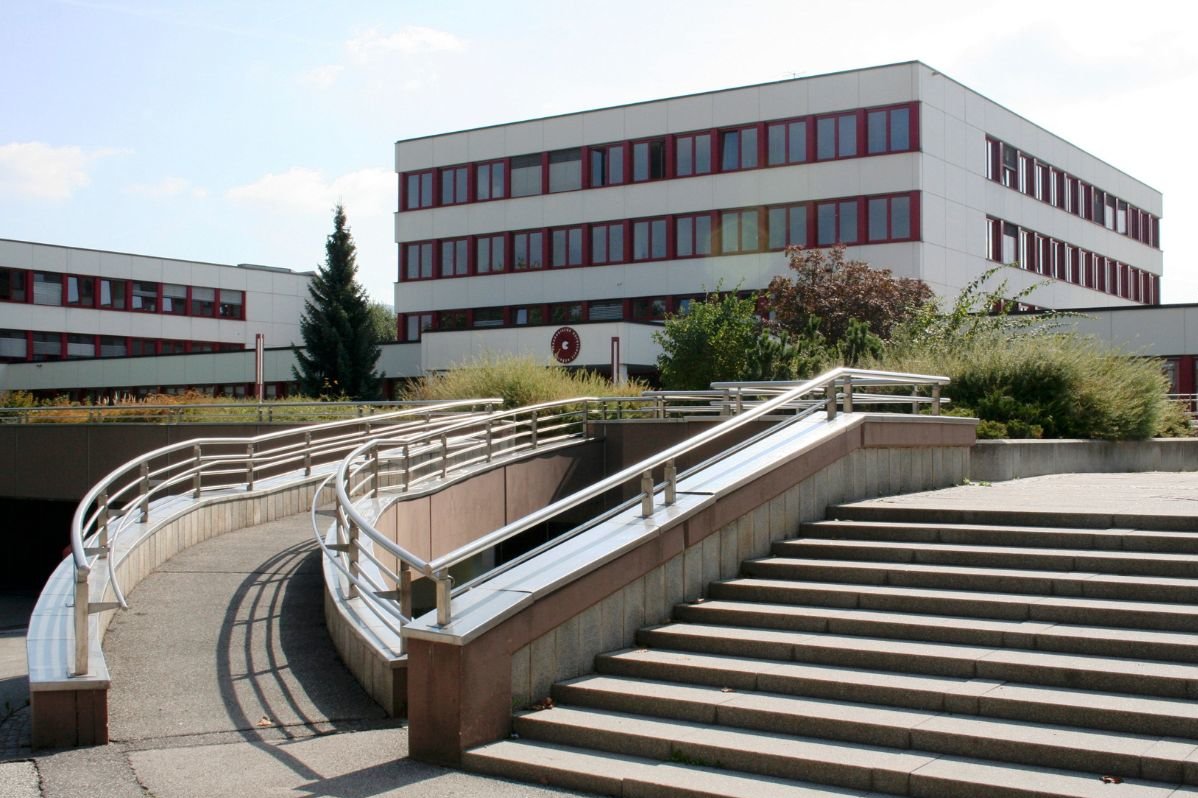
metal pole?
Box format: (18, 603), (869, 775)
(485, 419), (493, 462)
(399, 564), (413, 620)
(530, 410), (538, 448)
(245, 443), (254, 491)
(73, 572), (89, 677)
(139, 462), (150, 522)
(932, 385), (942, 416)
(97, 491), (109, 556)
(304, 432), (312, 476)
(640, 470), (654, 517)
(825, 386), (837, 420)
(371, 447), (380, 498)
(435, 571), (453, 626)
(440, 434), (449, 478)
(664, 459), (677, 505)
(192, 445), (202, 498)
(843, 377), (853, 414)
(347, 521), (359, 599)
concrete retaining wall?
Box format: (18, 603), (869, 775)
(970, 438), (1198, 483)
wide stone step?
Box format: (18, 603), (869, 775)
(799, 519), (1198, 554)
(709, 578), (1198, 631)
(636, 623), (1198, 698)
(742, 558), (1198, 603)
(465, 738), (906, 797)
(595, 647), (1198, 738)
(674, 600), (1198, 663)
(510, 706), (1190, 798)
(825, 503), (1194, 533)
(774, 538), (1198, 578)
(552, 674), (1198, 784)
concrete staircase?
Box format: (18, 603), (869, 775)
(465, 503), (1198, 797)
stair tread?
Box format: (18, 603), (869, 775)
(465, 739), (884, 797)
(781, 538), (1198, 564)
(808, 518), (1198, 541)
(909, 756), (1182, 798)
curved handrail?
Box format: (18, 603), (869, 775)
(65, 397), (501, 677)
(323, 367), (948, 629)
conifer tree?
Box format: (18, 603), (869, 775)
(292, 205), (381, 399)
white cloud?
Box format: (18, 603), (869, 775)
(299, 64), (344, 89)
(125, 176), (207, 199)
(345, 26), (466, 62)
(226, 166), (393, 217)
(0, 142), (123, 201)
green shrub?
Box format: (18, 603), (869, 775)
(403, 353), (645, 408)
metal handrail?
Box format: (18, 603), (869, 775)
(323, 367), (948, 631)
(66, 397), (501, 677)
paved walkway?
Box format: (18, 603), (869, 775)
(2, 472), (1196, 797)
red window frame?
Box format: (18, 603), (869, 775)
(403, 170), (434, 210)
(475, 234), (506, 274)
(512, 230), (545, 270)
(550, 225), (585, 268)
(439, 238), (469, 278)
(631, 138), (667, 183)
(674, 132), (713, 177)
(675, 212), (714, 257)
(403, 241), (435, 281)
(631, 217), (669, 260)
(768, 203), (810, 250)
(767, 118), (810, 166)
(815, 112), (859, 161)
(719, 208), (762, 253)
(815, 198), (860, 245)
(475, 160), (506, 201)
(440, 165), (469, 205)
(866, 193), (916, 242)
(590, 221), (626, 265)
(865, 104), (914, 155)
(588, 143), (626, 187)
(718, 125), (760, 172)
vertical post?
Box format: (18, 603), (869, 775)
(245, 443), (255, 491)
(529, 410), (538, 449)
(825, 384), (837, 420)
(664, 459), (677, 505)
(843, 377), (853, 414)
(97, 490), (109, 555)
(435, 571), (453, 627)
(656, 396), (664, 419)
(440, 434), (449, 478)
(73, 570), (90, 677)
(640, 470), (654, 517)
(931, 385), (942, 416)
(735, 389), (744, 415)
(402, 444), (411, 490)
(371, 447), (380, 498)
(304, 432), (312, 476)
(139, 462), (150, 522)
(192, 445), (202, 498)
(485, 419), (493, 462)
(399, 563), (413, 620)
(346, 520), (359, 599)
(720, 389), (731, 416)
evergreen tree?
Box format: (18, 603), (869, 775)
(292, 205), (381, 399)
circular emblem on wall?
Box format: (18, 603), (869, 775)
(551, 326), (581, 364)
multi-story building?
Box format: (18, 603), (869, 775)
(0, 238), (312, 365)
(393, 61), (1163, 375)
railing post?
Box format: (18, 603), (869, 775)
(842, 376), (853, 414)
(931, 385), (942, 416)
(245, 443), (254, 491)
(304, 432), (312, 476)
(97, 490), (109, 556)
(721, 389), (731, 416)
(139, 462), (150, 522)
(370, 447), (380, 498)
(825, 385), (837, 421)
(664, 458), (677, 505)
(256, 404), (263, 424)
(485, 419), (493, 462)
(735, 389), (744, 415)
(440, 433), (449, 478)
(656, 396), (664, 419)
(434, 571), (453, 627)
(399, 563), (413, 620)
(640, 470), (654, 517)
(192, 445), (202, 498)
(346, 520), (359, 599)
(530, 410), (538, 449)
(73, 570), (89, 677)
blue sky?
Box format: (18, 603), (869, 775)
(2, 0), (1194, 306)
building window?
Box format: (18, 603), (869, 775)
(66, 275), (94, 307)
(0, 330), (26, 361)
(405, 313), (434, 341)
(589, 144), (625, 187)
(1001, 143), (1017, 188)
(440, 238), (469, 277)
(551, 226), (584, 267)
(405, 242), (434, 280)
(439, 310), (468, 331)
(767, 119), (808, 166)
(720, 126), (758, 171)
(472, 307), (505, 328)
(510, 154), (543, 197)
(66, 333), (95, 359)
(768, 204), (809, 250)
(32, 272), (62, 306)
(588, 299), (623, 321)
(866, 106), (910, 154)
(721, 209), (760, 253)
(675, 132), (712, 177)
(194, 286), (218, 317)
(130, 281), (158, 312)
(513, 231), (544, 270)
(675, 213), (713, 257)
(816, 113), (857, 160)
(548, 148), (582, 193)
(31, 331), (61, 361)
(867, 195), (912, 242)
(219, 290), (244, 319)
(476, 160), (506, 201)
(129, 338), (158, 356)
(550, 302), (583, 323)
(440, 166), (469, 205)
(405, 170), (434, 209)
(632, 139), (666, 182)
(99, 278), (126, 309)
(632, 218), (668, 260)
(513, 305), (545, 326)
(163, 283), (188, 315)
(476, 234), (506, 274)
(591, 222), (625, 265)
(0, 268), (26, 302)
(816, 200), (859, 245)
(160, 340), (186, 355)
(632, 297), (667, 321)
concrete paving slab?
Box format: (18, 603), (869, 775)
(0, 760), (38, 798)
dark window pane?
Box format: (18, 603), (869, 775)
(869, 198), (888, 241)
(548, 148), (582, 193)
(839, 201), (858, 243)
(838, 114), (857, 157)
(633, 222), (649, 260)
(816, 117), (835, 160)
(767, 124), (785, 165)
(867, 111), (887, 154)
(510, 154), (542, 197)
(695, 134), (711, 173)
(892, 196), (911, 238)
(817, 203), (836, 244)
(741, 127), (757, 168)
(890, 108), (909, 150)
(789, 121), (806, 162)
(721, 130), (739, 171)
(695, 216), (711, 255)
(651, 220), (666, 259)
(677, 217), (693, 257)
(742, 211), (758, 249)
(592, 226), (608, 263)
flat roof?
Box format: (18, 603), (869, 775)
(0, 237), (314, 276)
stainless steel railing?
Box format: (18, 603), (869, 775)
(67, 398), (501, 677)
(319, 368), (949, 640)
